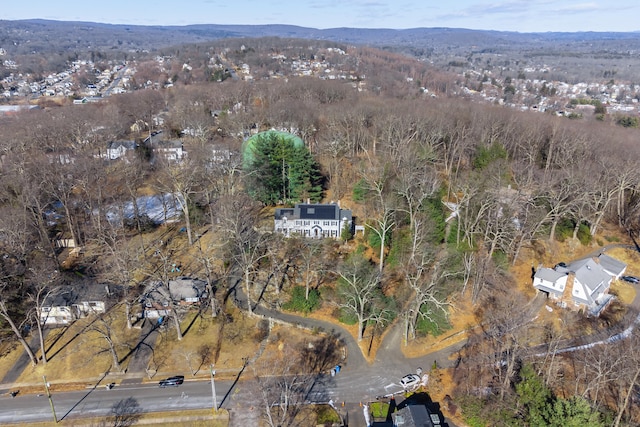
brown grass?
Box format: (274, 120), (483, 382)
(0, 341), (23, 380)
(13, 305), (141, 387)
(401, 295), (477, 359)
(149, 306), (261, 379)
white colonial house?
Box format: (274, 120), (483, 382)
(533, 253), (625, 316)
(274, 203), (353, 239)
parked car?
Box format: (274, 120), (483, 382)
(400, 374), (421, 390)
(159, 375), (184, 387)
(621, 275), (639, 284)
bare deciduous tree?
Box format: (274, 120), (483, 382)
(253, 345), (316, 427)
(90, 311), (125, 372)
(336, 254), (387, 342)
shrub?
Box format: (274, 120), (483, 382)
(577, 222), (592, 246)
(616, 115), (639, 128)
(555, 218), (574, 242)
(367, 224), (391, 251)
(352, 178), (368, 202)
(338, 308), (358, 325)
(369, 402), (389, 419)
(423, 196), (447, 244)
(416, 304), (451, 337)
(473, 143), (507, 170)
(341, 221), (353, 242)
(491, 250), (509, 270)
(459, 396), (489, 427)
(316, 405), (341, 424)
(282, 286), (321, 314)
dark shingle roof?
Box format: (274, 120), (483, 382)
(274, 203), (352, 222)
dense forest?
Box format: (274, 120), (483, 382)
(1, 34), (640, 425)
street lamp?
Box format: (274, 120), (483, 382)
(210, 364), (218, 411)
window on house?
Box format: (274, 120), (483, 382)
(307, 208), (315, 214)
(314, 221), (319, 225)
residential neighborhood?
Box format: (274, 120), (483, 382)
(1, 17), (640, 427)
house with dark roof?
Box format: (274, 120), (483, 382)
(144, 131), (185, 163)
(38, 286), (109, 326)
(141, 277), (208, 318)
(533, 253), (625, 315)
(274, 203), (352, 239)
(392, 404), (442, 427)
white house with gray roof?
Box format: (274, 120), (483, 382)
(533, 253), (625, 315)
(105, 140), (137, 160)
(274, 203), (352, 239)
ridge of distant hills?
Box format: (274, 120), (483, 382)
(2, 19), (640, 57)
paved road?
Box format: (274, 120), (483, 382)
(5, 243), (638, 426)
(0, 379), (225, 424)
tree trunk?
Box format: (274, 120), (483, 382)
(173, 313), (183, 340)
(105, 337), (122, 372)
(183, 201), (193, 246)
(36, 317), (47, 364)
(125, 301), (132, 329)
(245, 269), (253, 315)
(379, 231), (386, 273)
(549, 217), (559, 241)
(0, 303), (37, 366)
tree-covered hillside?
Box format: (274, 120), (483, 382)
(1, 37), (640, 425)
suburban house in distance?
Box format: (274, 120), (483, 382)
(104, 140), (137, 160)
(144, 131), (185, 163)
(274, 203), (353, 239)
(533, 253), (626, 316)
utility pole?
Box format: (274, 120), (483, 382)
(43, 375), (57, 423)
(210, 364), (218, 411)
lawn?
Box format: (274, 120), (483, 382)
(14, 304), (141, 388)
(148, 305), (262, 380)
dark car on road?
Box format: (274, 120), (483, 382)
(159, 375), (184, 387)
(621, 275), (639, 284)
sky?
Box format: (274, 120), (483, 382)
(3, 0), (639, 33)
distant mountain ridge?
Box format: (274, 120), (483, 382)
(2, 19), (640, 56)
